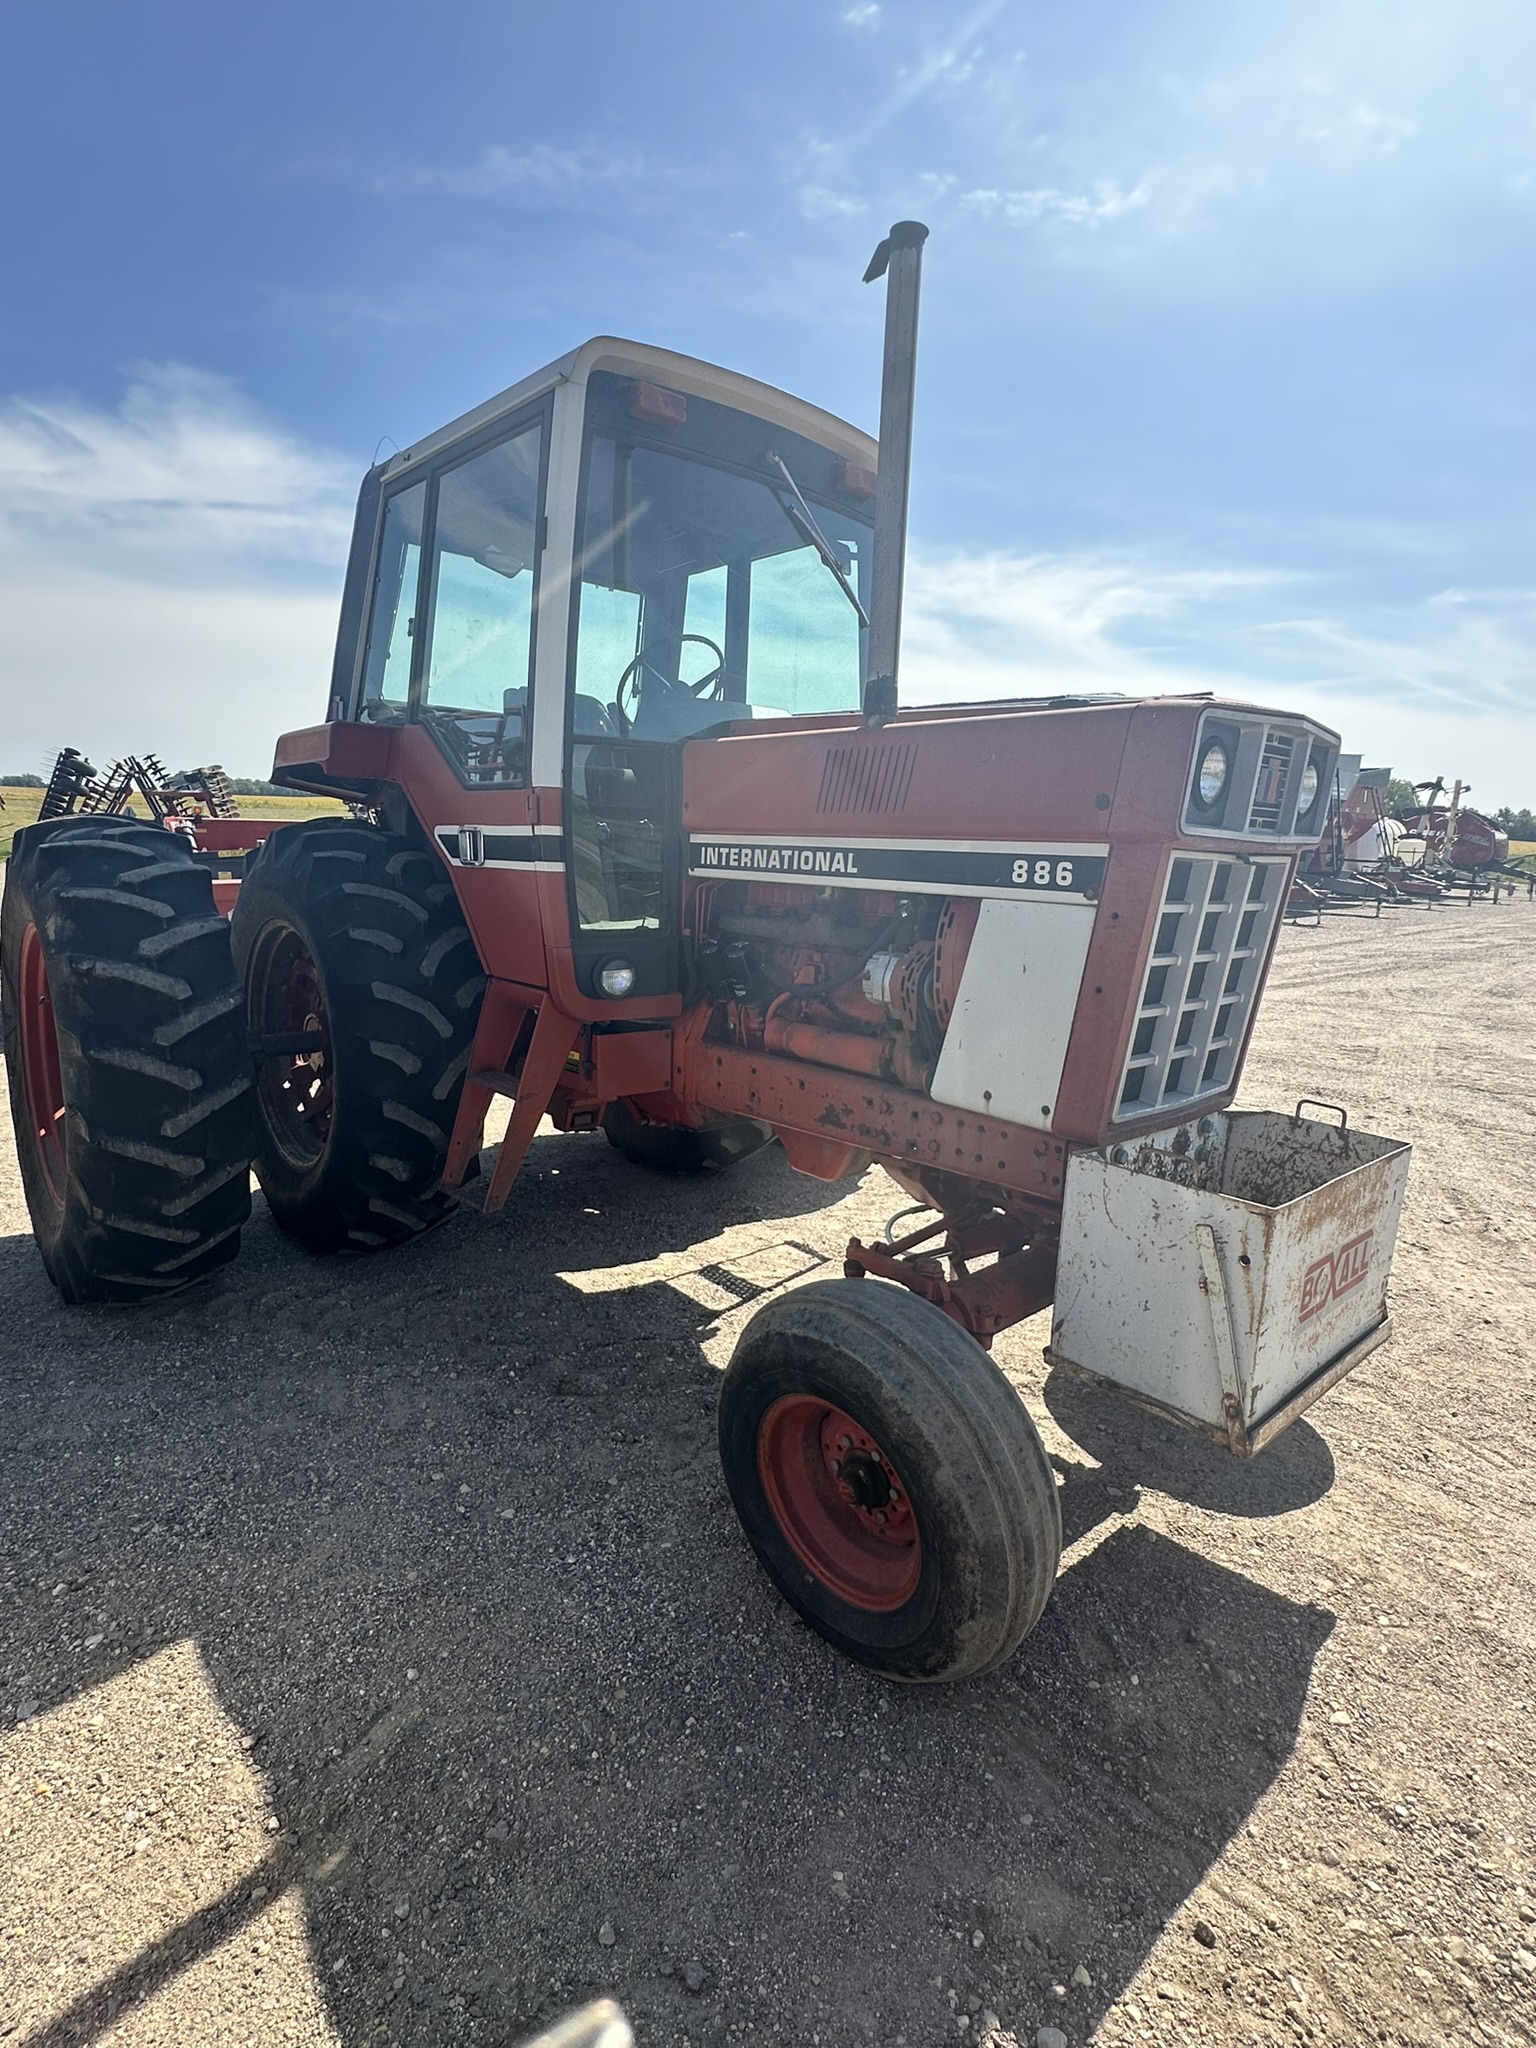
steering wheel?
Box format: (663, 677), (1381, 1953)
(615, 632), (727, 733)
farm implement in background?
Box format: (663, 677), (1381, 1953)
(37, 745), (240, 827)
(1289, 764), (1535, 918)
(3, 227), (1413, 1683)
(26, 745), (350, 911)
(1397, 779), (1535, 900)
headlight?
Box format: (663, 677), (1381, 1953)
(596, 958), (637, 999)
(1196, 742), (1229, 809)
(1297, 758), (1321, 817)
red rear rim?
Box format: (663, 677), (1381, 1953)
(17, 923), (66, 1209)
(757, 1396), (922, 1612)
(251, 927), (334, 1167)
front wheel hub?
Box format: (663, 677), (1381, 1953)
(756, 1396), (921, 1612)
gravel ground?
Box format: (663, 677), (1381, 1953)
(1, 898), (1533, 2048)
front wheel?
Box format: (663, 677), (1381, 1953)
(718, 1279), (1061, 1681)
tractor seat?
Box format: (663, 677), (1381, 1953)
(573, 694), (619, 739)
(628, 685), (739, 742)
(501, 685), (618, 738)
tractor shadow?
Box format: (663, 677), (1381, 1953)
(1043, 1365), (1337, 1552)
(0, 1141), (1336, 2048)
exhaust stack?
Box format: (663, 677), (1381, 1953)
(861, 219), (929, 723)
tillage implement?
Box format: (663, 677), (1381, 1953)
(4, 226), (1411, 1680)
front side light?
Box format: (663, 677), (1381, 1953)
(1297, 758), (1321, 818)
(596, 958), (637, 999)
(1196, 741), (1230, 809)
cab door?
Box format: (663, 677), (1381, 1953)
(563, 671), (687, 1007)
(351, 403), (557, 989)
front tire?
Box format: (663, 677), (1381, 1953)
(718, 1279), (1061, 1681)
(1, 818), (253, 1303)
(230, 819), (484, 1252)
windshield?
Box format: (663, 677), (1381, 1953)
(570, 396), (873, 743)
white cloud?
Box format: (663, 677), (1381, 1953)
(843, 0), (1008, 152)
(882, 6), (1536, 283)
(0, 366), (352, 580)
(4, 574), (341, 782)
(362, 142), (653, 208)
(0, 369), (352, 775)
(901, 548), (1282, 695)
(900, 546), (1536, 805)
(798, 184), (869, 220)
(842, 3), (880, 25)
(959, 179), (1150, 228)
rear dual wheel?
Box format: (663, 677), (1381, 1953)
(231, 819), (484, 1251)
(1, 818), (253, 1302)
(719, 1279), (1061, 1681)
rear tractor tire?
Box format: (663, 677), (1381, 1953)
(230, 819), (484, 1252)
(1, 818), (254, 1303)
(601, 1096), (774, 1173)
(718, 1279), (1062, 1682)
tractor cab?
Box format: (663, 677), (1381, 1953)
(315, 340), (879, 1009)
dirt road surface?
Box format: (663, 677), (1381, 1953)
(2, 901), (1533, 2048)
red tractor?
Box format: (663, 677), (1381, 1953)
(5, 227), (1399, 1682)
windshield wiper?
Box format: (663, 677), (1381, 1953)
(766, 451), (870, 629)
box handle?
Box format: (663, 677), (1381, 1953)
(1292, 1097), (1351, 1156)
(1196, 1223), (1249, 1456)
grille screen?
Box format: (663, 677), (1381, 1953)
(1116, 854), (1288, 1119)
(1247, 729), (1297, 832)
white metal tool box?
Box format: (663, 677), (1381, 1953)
(1046, 1103), (1411, 1456)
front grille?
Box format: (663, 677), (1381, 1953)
(1115, 854), (1287, 1120)
(1247, 729), (1296, 832)
(1182, 714), (1337, 840)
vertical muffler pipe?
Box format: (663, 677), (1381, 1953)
(862, 219), (929, 724)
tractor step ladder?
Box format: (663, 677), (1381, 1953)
(445, 982), (581, 1212)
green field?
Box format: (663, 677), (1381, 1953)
(0, 786), (345, 860)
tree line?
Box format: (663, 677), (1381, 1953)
(1, 772), (291, 796)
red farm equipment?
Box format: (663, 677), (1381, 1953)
(2, 227), (1412, 1681)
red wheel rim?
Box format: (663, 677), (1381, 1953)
(251, 927), (333, 1167)
(17, 923), (66, 1209)
(757, 1396), (922, 1612)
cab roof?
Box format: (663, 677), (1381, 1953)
(376, 337), (877, 485)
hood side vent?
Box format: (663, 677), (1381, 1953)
(815, 743), (917, 816)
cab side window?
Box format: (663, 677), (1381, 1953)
(358, 481), (425, 718)
(418, 424), (543, 787)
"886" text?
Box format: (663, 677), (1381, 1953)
(1011, 858), (1076, 889)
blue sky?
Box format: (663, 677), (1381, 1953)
(2, 0), (1532, 801)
